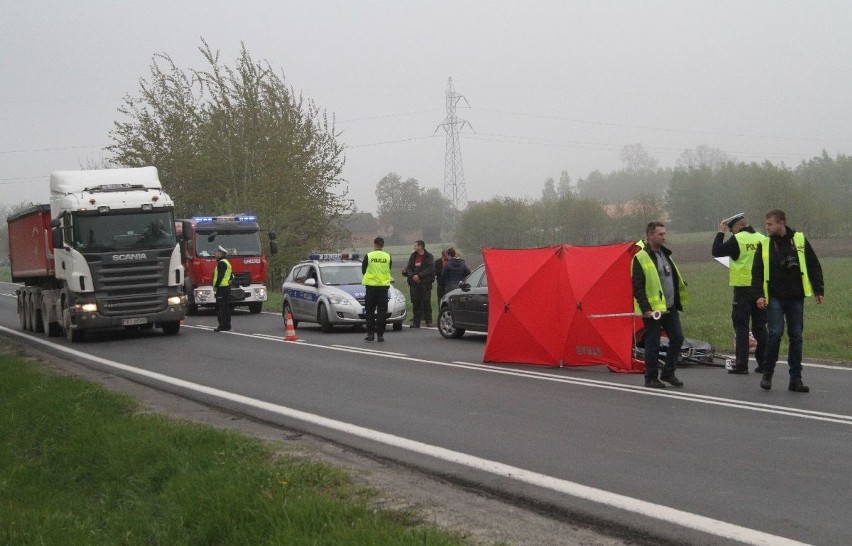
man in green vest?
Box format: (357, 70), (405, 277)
(752, 209), (824, 393)
(362, 236), (392, 342)
(633, 222), (689, 388)
(712, 214), (768, 374)
(213, 245), (232, 332)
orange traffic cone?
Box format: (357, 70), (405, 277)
(283, 312), (299, 342)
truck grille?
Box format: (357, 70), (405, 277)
(232, 271), (252, 286)
(86, 251), (172, 316)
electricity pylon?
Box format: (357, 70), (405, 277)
(435, 77), (473, 237)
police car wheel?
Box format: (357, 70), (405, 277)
(392, 321), (403, 331)
(283, 303), (298, 328)
(318, 304), (334, 333)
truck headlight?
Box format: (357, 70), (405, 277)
(254, 287), (268, 301)
(194, 288), (215, 303)
(168, 295), (186, 306)
(79, 303), (98, 313)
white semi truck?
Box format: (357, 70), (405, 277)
(8, 167), (187, 341)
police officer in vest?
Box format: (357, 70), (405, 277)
(633, 221), (689, 388)
(213, 245), (232, 332)
(362, 236), (392, 342)
(752, 209), (824, 393)
(712, 214), (768, 374)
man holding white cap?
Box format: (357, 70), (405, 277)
(712, 213), (767, 374)
(213, 245), (232, 332)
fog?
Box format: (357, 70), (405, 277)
(2, 1), (851, 214)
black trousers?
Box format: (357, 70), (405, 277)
(215, 286), (231, 329)
(409, 282), (433, 325)
(364, 285), (389, 335)
(731, 286), (766, 369)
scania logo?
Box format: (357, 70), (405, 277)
(112, 253), (148, 261)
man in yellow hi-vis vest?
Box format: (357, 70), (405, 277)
(752, 209), (824, 393)
(213, 245), (232, 332)
(712, 214), (767, 374)
(362, 236), (392, 342)
(633, 221), (688, 389)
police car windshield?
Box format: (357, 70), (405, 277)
(319, 264), (364, 286)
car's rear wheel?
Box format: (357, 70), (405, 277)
(318, 304), (334, 333)
(438, 307), (464, 339)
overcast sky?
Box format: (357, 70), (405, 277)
(3, 1), (851, 215)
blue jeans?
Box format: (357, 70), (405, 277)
(764, 298), (804, 380)
(643, 309), (685, 381)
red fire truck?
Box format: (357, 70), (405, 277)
(177, 215), (277, 315)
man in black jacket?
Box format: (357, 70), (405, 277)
(752, 209), (825, 393)
(402, 240), (435, 328)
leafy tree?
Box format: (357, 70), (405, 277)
(620, 143), (658, 172)
(675, 145), (731, 171)
(375, 173), (422, 243)
(107, 39), (349, 278)
(541, 177), (557, 201)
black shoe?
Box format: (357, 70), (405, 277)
(728, 368), (749, 375)
(644, 378), (666, 388)
(754, 365), (765, 374)
(377, 335), (385, 342)
(214, 327), (230, 332)
(760, 373), (773, 390)
(409, 323), (420, 329)
(425, 322), (434, 328)
(364, 334), (374, 342)
(660, 374), (684, 387)
(788, 379), (810, 393)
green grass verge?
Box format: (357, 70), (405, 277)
(0, 352), (468, 545)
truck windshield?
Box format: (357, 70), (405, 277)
(196, 230), (262, 257)
(73, 210), (177, 251)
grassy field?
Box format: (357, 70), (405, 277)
(0, 350), (469, 545)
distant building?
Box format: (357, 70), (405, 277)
(339, 212), (378, 248)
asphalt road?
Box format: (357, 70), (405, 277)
(2, 282), (850, 545)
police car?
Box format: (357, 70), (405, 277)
(281, 253), (407, 332)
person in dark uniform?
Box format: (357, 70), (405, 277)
(213, 245), (232, 332)
(712, 214), (768, 374)
(362, 237), (392, 342)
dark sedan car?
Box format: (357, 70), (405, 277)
(438, 264), (488, 338)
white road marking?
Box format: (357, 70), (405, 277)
(0, 324), (811, 545)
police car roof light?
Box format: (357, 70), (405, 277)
(307, 253), (360, 261)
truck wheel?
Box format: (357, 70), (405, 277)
(43, 302), (61, 337)
(161, 321), (180, 335)
(32, 299), (45, 334)
(318, 304), (334, 333)
(18, 293), (27, 330)
(248, 302), (263, 314)
(62, 301), (84, 343)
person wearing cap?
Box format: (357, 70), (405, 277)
(712, 214), (768, 374)
(632, 221), (688, 389)
(362, 236), (392, 342)
(213, 245), (232, 332)
(751, 209), (824, 393)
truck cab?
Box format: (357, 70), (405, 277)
(177, 215), (277, 314)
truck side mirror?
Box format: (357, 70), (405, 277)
(52, 227), (63, 249)
(269, 241), (278, 255)
(181, 220), (192, 241)
(268, 231), (277, 241)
